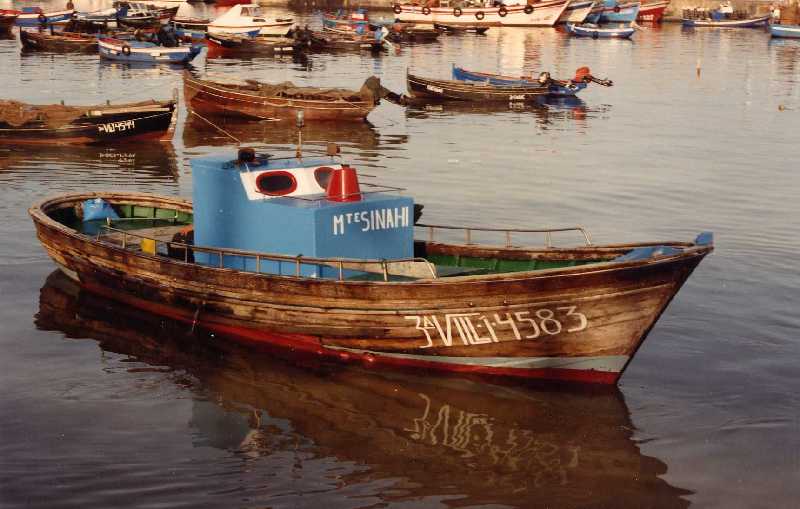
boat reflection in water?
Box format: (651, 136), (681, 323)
(36, 270), (692, 508)
(0, 142), (179, 179)
(406, 97), (606, 131)
(182, 111), (402, 152)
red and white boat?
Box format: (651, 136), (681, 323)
(394, 1), (569, 27)
(207, 3), (293, 37)
(637, 0), (670, 22)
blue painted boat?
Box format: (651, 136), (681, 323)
(566, 22), (635, 38)
(451, 65), (590, 97)
(598, 1), (641, 23)
(770, 24), (800, 38)
(15, 7), (74, 27)
(98, 38), (203, 64)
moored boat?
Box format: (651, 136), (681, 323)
(20, 29), (98, 52)
(15, 7), (75, 27)
(557, 0), (596, 24)
(28, 150), (713, 385)
(566, 22), (636, 38)
(0, 97), (177, 144)
(183, 72), (385, 122)
(207, 4), (293, 36)
(597, 0), (641, 23)
(98, 36), (202, 63)
(395, 1), (569, 27)
(452, 65), (613, 97)
(0, 9), (19, 31)
(637, 0), (670, 22)
(386, 23), (442, 43)
(433, 23), (490, 34)
(770, 24), (800, 38)
(407, 72), (550, 102)
(206, 32), (302, 55)
(682, 3), (770, 27)
(309, 29), (386, 52)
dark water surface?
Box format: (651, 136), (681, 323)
(1, 1), (799, 507)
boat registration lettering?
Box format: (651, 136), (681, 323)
(332, 206), (410, 235)
(98, 120), (136, 134)
(426, 84), (444, 94)
(509, 94), (526, 101)
(406, 305), (588, 348)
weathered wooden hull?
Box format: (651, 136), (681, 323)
(30, 192), (712, 384)
(183, 74), (376, 122)
(395, 1), (568, 27)
(408, 73), (549, 102)
(19, 30), (98, 52)
(0, 101), (177, 144)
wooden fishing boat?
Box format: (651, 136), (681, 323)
(29, 151), (713, 385)
(0, 97), (177, 144)
(566, 22), (636, 38)
(597, 1), (641, 23)
(19, 29), (98, 52)
(433, 23), (490, 34)
(407, 72), (550, 102)
(770, 24), (800, 38)
(637, 0), (670, 22)
(98, 37), (202, 63)
(206, 32), (301, 55)
(557, 0), (595, 24)
(115, 2), (178, 29)
(183, 73), (383, 122)
(0, 9), (19, 31)
(682, 4), (770, 28)
(452, 65), (613, 97)
(309, 29), (385, 51)
(207, 4), (293, 37)
(386, 23), (442, 43)
(394, 1), (569, 27)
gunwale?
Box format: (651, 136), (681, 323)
(407, 72), (550, 101)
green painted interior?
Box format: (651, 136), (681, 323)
(427, 253), (604, 274)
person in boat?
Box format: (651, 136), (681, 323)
(157, 24), (178, 48)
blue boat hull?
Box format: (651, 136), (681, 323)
(769, 24), (800, 38)
(99, 40), (203, 64)
(451, 66), (587, 97)
(16, 12), (73, 27)
(566, 23), (635, 38)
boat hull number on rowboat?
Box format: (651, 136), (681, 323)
(98, 120), (136, 134)
(406, 306), (588, 348)
(426, 84), (444, 94)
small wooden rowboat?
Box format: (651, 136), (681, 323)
(681, 14), (770, 28)
(770, 24), (800, 38)
(206, 33), (301, 55)
(0, 98), (177, 144)
(407, 72), (550, 102)
(310, 30), (385, 51)
(98, 37), (202, 63)
(452, 65), (614, 97)
(29, 153), (713, 385)
(183, 73), (383, 122)
(386, 23), (442, 43)
(637, 0), (670, 22)
(20, 29), (98, 52)
(566, 23), (636, 38)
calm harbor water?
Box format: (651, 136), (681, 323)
(1, 1), (799, 507)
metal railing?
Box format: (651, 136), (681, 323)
(416, 223), (593, 248)
(97, 225), (438, 281)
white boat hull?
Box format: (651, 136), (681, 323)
(395, 1), (569, 27)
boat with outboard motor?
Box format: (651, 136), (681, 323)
(407, 71), (551, 103)
(0, 96), (177, 144)
(207, 3), (293, 36)
(29, 145), (713, 385)
(394, 0), (569, 27)
(452, 65), (613, 97)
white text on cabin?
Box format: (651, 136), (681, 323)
(332, 206), (409, 236)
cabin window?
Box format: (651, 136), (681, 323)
(256, 171), (297, 196)
(314, 167), (333, 189)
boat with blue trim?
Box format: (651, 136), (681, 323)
(597, 0), (641, 23)
(770, 24), (800, 38)
(29, 146), (713, 385)
(207, 3), (293, 37)
(15, 6), (75, 27)
(452, 65), (613, 97)
(98, 36), (202, 63)
(566, 22), (636, 38)
(557, 0), (596, 24)
(682, 3), (770, 27)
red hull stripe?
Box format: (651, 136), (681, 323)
(80, 280), (621, 385)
